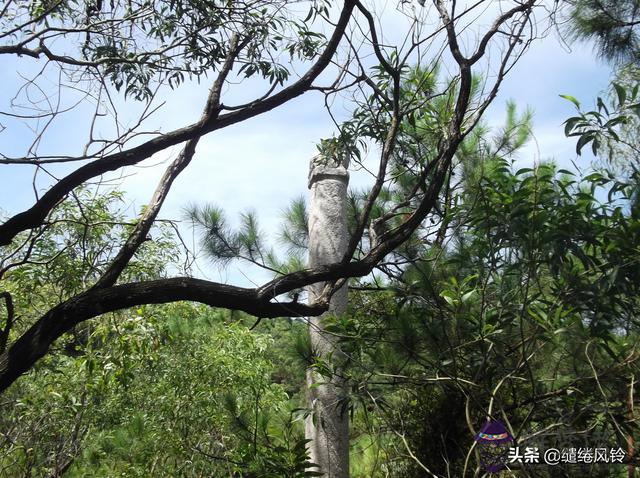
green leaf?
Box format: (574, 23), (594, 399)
(515, 167), (533, 176)
(560, 94), (581, 109)
(613, 83), (626, 106)
(461, 290), (476, 303)
(440, 290), (457, 307)
(563, 116), (581, 136)
(597, 96), (609, 115)
(575, 132), (594, 155)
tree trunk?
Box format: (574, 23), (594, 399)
(305, 154), (350, 477)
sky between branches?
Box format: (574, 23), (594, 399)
(0, 1), (613, 287)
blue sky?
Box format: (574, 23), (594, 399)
(0, 3), (614, 286)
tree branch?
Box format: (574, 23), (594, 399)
(0, 277), (326, 392)
(0, 291), (14, 355)
(0, 0), (357, 247)
(93, 34), (243, 289)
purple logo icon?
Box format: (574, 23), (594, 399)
(474, 420), (514, 472)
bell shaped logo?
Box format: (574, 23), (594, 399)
(474, 420), (514, 472)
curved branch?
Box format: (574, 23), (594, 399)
(467, 0), (537, 65)
(0, 291), (14, 354)
(0, 277), (326, 393)
(93, 34), (243, 289)
(0, 0), (541, 398)
(0, 0), (357, 247)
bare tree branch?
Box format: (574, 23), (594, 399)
(94, 34), (243, 289)
(0, 0), (357, 247)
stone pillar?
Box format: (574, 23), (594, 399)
(305, 153), (350, 478)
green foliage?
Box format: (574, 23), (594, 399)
(563, 80), (640, 157)
(309, 95), (640, 476)
(334, 159), (640, 475)
(0, 188), (316, 477)
(3, 21), (640, 475)
(186, 203), (272, 268)
(565, 0), (640, 65)
(0, 302), (315, 477)
(1, 0), (331, 100)
(0, 186), (180, 354)
(187, 195), (313, 282)
(280, 196), (309, 255)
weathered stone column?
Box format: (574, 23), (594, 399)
(305, 153), (350, 478)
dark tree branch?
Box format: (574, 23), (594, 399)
(0, 277), (326, 392)
(468, 0), (537, 65)
(0, 0), (357, 247)
(0, 44), (41, 58)
(0, 0), (541, 396)
(344, 109), (401, 262)
(434, 0), (467, 64)
(344, 1), (402, 262)
(0, 41), (164, 68)
(0, 291), (14, 355)
(94, 34), (243, 289)
(353, 0), (398, 78)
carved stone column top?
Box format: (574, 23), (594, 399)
(308, 153), (349, 189)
